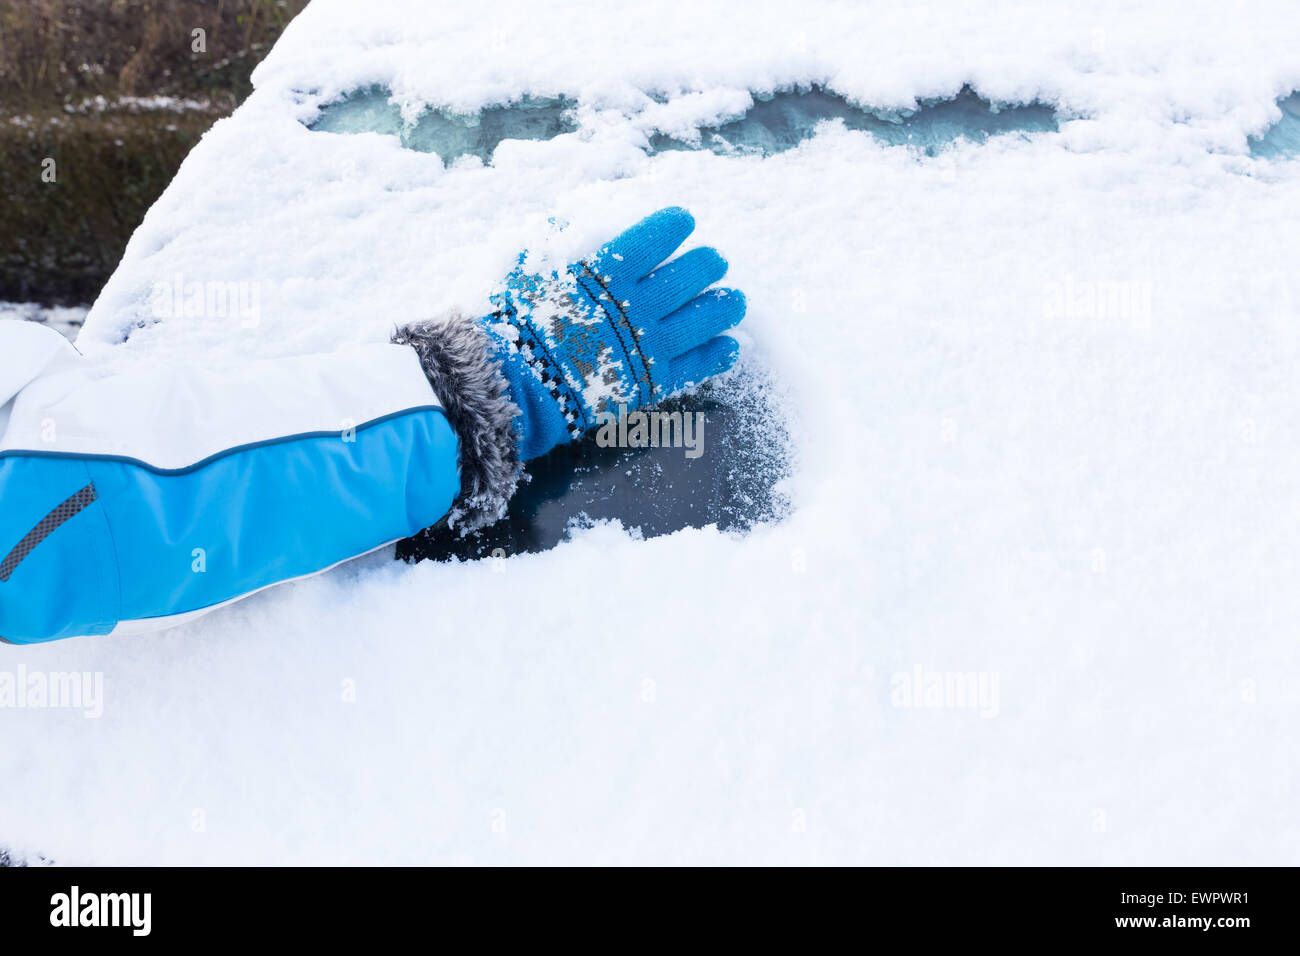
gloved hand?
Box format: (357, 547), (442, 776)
(481, 206), (746, 460)
(394, 206), (747, 532)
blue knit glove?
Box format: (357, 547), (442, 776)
(481, 207), (746, 460)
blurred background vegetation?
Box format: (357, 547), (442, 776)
(0, 0), (311, 305)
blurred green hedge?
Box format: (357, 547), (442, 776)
(0, 0), (310, 304)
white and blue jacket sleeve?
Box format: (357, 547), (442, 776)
(1, 206), (745, 645)
(0, 317), (520, 644)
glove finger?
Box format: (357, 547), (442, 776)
(636, 247), (729, 317)
(588, 206), (696, 281)
(658, 287), (746, 355)
(663, 335), (740, 396)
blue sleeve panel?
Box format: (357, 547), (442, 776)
(0, 407), (460, 644)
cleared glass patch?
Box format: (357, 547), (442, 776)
(309, 87), (578, 161)
(649, 86), (1058, 156)
(397, 365), (792, 562)
(1249, 92), (1300, 159)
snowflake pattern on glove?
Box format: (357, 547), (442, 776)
(482, 207), (747, 461)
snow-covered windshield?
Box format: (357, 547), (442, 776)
(12, 0), (1300, 867)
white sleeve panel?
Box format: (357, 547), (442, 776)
(0, 320), (86, 407)
(0, 339), (441, 469)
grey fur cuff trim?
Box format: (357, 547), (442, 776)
(393, 314), (522, 533)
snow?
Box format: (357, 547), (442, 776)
(0, 302), (88, 341)
(5, 0), (1300, 864)
(66, 95), (220, 115)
